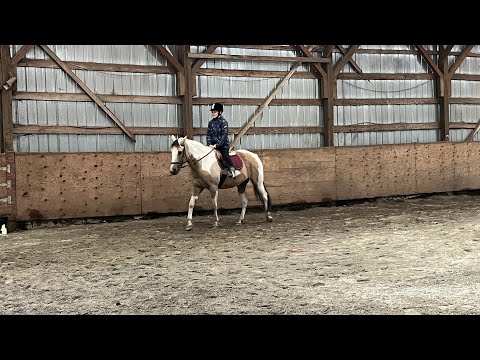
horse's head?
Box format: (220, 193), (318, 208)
(169, 135), (188, 175)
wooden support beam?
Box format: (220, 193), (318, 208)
(324, 61), (334, 146)
(295, 45), (327, 79)
(333, 45), (360, 77)
(39, 45), (135, 141)
(18, 58), (173, 74)
(439, 45), (454, 64)
(188, 53), (330, 63)
(335, 44), (369, 82)
(182, 46), (194, 139)
(415, 45), (444, 78)
(152, 45), (185, 96)
(229, 61), (302, 149)
(449, 45), (475, 78)
(438, 46), (450, 141)
(1, 45), (14, 153)
(10, 45), (34, 67)
(465, 119), (480, 141)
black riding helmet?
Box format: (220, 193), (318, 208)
(210, 103), (223, 113)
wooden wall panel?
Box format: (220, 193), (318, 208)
(13, 142), (480, 222)
(336, 144), (417, 200)
(415, 143), (456, 194)
(16, 153), (142, 221)
(450, 142), (480, 191)
(258, 148), (337, 205)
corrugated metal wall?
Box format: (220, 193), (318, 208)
(450, 45), (480, 142)
(11, 45), (181, 152)
(191, 45), (323, 150)
(9, 45), (480, 152)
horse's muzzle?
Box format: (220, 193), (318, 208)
(170, 168), (178, 175)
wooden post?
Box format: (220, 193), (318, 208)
(1, 45), (14, 153)
(0, 45), (17, 230)
(438, 46), (450, 141)
(182, 46), (194, 139)
(323, 60), (335, 147)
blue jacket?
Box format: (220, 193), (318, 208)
(206, 115), (229, 147)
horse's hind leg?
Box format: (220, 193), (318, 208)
(209, 187), (220, 227)
(186, 185), (204, 231)
(237, 178), (249, 224)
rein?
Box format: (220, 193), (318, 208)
(170, 147), (214, 168)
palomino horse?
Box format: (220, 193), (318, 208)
(169, 135), (273, 230)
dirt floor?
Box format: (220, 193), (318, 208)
(1, 192), (480, 315)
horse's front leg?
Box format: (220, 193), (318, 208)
(210, 188), (219, 227)
(186, 185), (204, 231)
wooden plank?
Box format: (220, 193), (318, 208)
(39, 45), (135, 141)
(339, 73), (435, 80)
(18, 58), (173, 74)
(333, 45), (360, 77)
(449, 45), (475, 77)
(198, 67), (316, 79)
(452, 74), (480, 81)
(13, 125), (183, 135)
(335, 123), (439, 133)
(465, 118), (480, 141)
(197, 68), (436, 80)
(230, 61), (302, 148)
(415, 45), (444, 78)
(10, 45), (34, 67)
(192, 126), (325, 136)
(451, 142), (480, 190)
(13, 91), (182, 104)
(193, 97), (322, 106)
(188, 53), (330, 63)
(335, 98), (439, 106)
(1, 45), (14, 153)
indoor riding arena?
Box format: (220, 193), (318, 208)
(1, 45), (480, 315)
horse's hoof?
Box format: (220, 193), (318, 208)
(236, 220), (243, 225)
(213, 222), (219, 227)
(186, 225), (193, 231)
(267, 216), (273, 222)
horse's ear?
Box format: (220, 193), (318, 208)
(178, 136), (186, 146)
(170, 135), (176, 142)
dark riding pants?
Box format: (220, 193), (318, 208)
(217, 145), (234, 169)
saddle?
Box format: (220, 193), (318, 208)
(214, 149), (244, 171)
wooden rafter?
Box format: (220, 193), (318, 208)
(335, 44), (369, 81)
(10, 45), (34, 67)
(152, 45), (185, 96)
(415, 45), (444, 78)
(229, 62), (303, 149)
(439, 45), (454, 64)
(192, 45), (218, 73)
(152, 45), (184, 73)
(449, 45), (474, 77)
(295, 45), (327, 79)
(39, 45), (135, 141)
(323, 45), (334, 58)
(333, 45), (360, 77)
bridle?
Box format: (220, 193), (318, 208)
(170, 145), (214, 169)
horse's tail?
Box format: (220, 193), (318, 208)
(254, 182), (272, 212)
